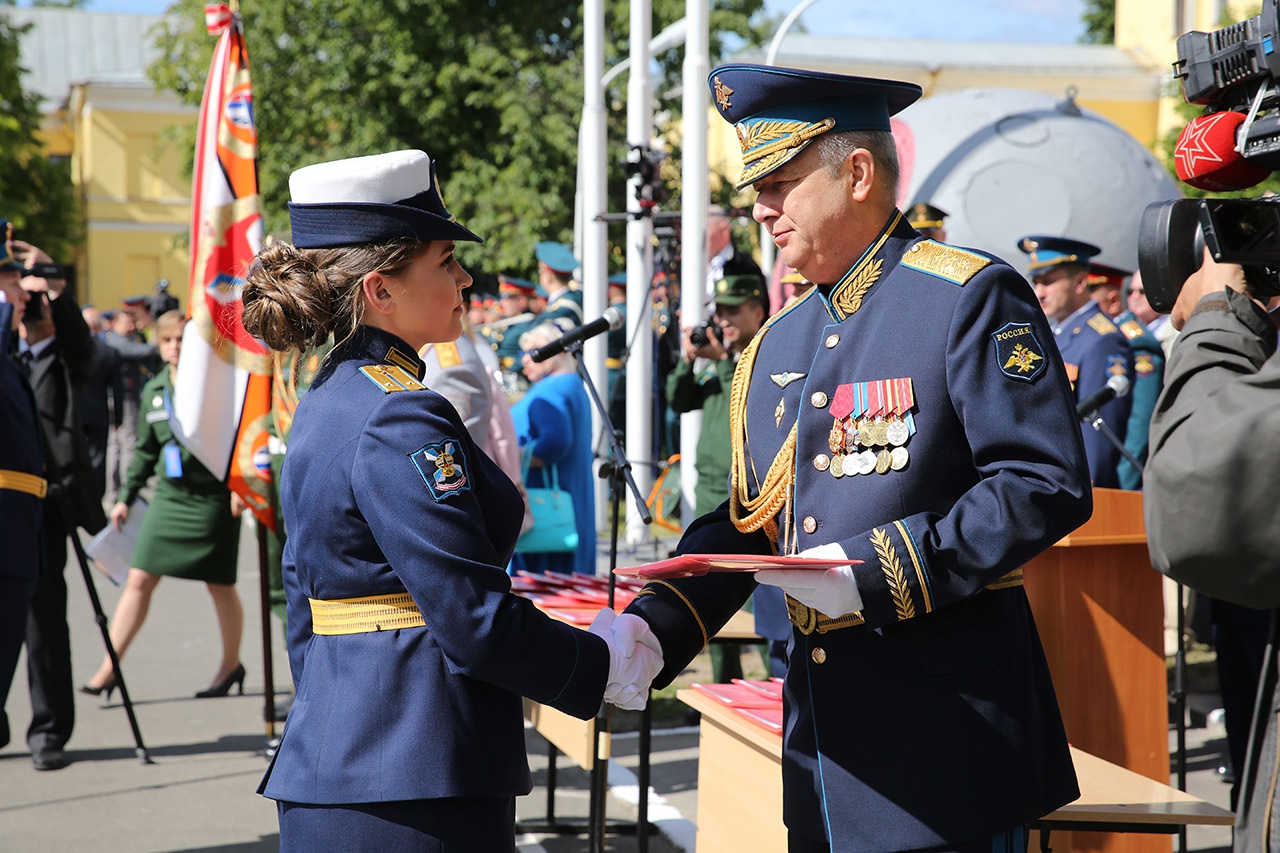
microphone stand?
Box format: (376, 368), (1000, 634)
(1080, 409), (1144, 474)
(563, 339), (653, 853)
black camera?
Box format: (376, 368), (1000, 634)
(1138, 0), (1280, 311)
(1138, 197), (1280, 312)
(688, 321), (723, 348)
(23, 262), (63, 280)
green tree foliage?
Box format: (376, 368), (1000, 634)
(149, 0), (769, 276)
(1080, 0), (1115, 45)
(0, 11), (80, 261)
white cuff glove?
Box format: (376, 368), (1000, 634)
(755, 542), (863, 619)
(588, 610), (664, 711)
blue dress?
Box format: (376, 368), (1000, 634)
(257, 326), (608, 850)
(509, 371), (597, 575)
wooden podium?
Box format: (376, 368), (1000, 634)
(1023, 487), (1171, 853)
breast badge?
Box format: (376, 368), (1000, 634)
(991, 322), (1046, 382)
(410, 440), (471, 501)
(824, 378), (915, 478)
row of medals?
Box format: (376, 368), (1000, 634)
(817, 415), (910, 478)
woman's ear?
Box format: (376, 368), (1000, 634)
(361, 271), (395, 316)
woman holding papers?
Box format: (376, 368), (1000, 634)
(239, 149), (660, 852)
(80, 311), (246, 700)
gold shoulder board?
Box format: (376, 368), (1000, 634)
(1120, 320), (1144, 340)
(359, 365), (426, 393)
(900, 240), (990, 286)
(1087, 313), (1119, 336)
(433, 342), (462, 369)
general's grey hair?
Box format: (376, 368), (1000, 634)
(811, 130), (900, 203)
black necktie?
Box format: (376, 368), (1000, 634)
(16, 349), (32, 376)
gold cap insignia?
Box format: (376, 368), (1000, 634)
(714, 76), (733, 111)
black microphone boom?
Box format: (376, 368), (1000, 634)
(528, 306), (625, 363)
(1076, 374), (1131, 419)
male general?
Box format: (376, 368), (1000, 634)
(624, 64), (1091, 852)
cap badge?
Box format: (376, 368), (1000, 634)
(714, 76), (733, 111)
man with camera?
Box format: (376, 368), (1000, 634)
(1144, 249), (1280, 841)
(0, 227), (43, 764)
(668, 273), (770, 684)
(16, 242), (106, 772)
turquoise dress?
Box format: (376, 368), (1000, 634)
(509, 371), (596, 575)
(119, 370), (241, 583)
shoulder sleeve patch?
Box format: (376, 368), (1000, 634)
(410, 440), (471, 501)
(900, 240), (991, 286)
(359, 364), (426, 393)
(991, 322), (1047, 382)
(1087, 314), (1119, 336)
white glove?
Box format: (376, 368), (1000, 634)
(588, 610), (664, 711)
(755, 542), (863, 619)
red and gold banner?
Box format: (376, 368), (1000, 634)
(171, 5), (274, 528)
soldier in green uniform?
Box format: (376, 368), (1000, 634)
(606, 272), (628, 429)
(667, 273), (769, 683)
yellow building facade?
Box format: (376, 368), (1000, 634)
(68, 80), (194, 311)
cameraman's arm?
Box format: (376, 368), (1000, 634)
(46, 289), (94, 386)
(1145, 256), (1280, 601)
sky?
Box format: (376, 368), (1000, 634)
(71, 0), (1090, 44)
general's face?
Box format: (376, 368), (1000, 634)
(751, 146), (857, 285)
(0, 270), (26, 330)
(1032, 267), (1086, 324)
(383, 241), (472, 350)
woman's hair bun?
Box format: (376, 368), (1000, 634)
(242, 242), (334, 351)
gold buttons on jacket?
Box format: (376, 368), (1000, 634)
(802, 516), (817, 534)
(811, 391), (829, 409)
(825, 334), (840, 348)
(811, 647), (827, 664)
(814, 454), (830, 472)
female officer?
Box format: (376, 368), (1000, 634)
(241, 149), (661, 852)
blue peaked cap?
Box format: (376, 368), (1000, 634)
(1016, 235), (1102, 274)
(535, 241), (578, 275)
(708, 64), (922, 189)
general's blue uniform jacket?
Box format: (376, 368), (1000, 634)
(626, 215), (1090, 850)
(1053, 300), (1133, 489)
(0, 301), (44, 582)
(1115, 311), (1164, 490)
(258, 326), (608, 805)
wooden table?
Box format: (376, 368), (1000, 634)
(677, 688), (1234, 853)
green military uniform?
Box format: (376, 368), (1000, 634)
(667, 356), (736, 517)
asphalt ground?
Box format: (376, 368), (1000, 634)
(0, 526), (1237, 852)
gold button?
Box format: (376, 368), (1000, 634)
(802, 516), (817, 534)
(825, 334), (840, 348)
(810, 391), (829, 409)
(814, 454), (830, 472)
(811, 647), (827, 664)
(910, 244), (922, 253)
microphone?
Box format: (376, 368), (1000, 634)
(528, 306), (625, 363)
(1174, 111), (1270, 192)
(1076, 374), (1131, 420)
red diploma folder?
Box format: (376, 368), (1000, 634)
(613, 553), (860, 579)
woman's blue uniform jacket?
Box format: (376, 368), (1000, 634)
(258, 326), (608, 805)
(626, 214), (1092, 850)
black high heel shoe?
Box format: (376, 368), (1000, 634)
(195, 663), (245, 699)
(79, 676), (117, 700)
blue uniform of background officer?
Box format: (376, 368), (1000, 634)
(1020, 236), (1133, 489)
(624, 65), (1090, 853)
(241, 149), (661, 853)
(0, 232), (44, 756)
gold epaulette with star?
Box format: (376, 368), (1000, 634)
(359, 364), (427, 393)
(900, 240), (990, 286)
(1120, 319), (1145, 340)
(1087, 313), (1119, 336)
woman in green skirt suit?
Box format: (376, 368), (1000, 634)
(81, 311), (246, 699)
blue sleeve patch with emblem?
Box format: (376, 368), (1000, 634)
(410, 440), (471, 501)
(991, 322), (1046, 382)
(1106, 353), (1128, 378)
